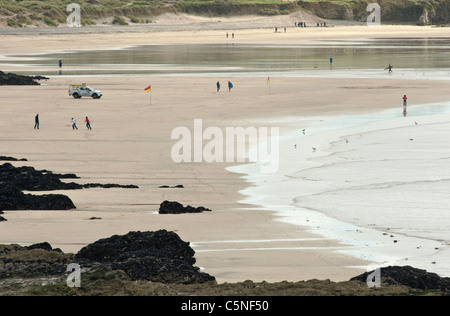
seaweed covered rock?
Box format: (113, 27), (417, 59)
(0, 186), (76, 211)
(0, 156), (27, 162)
(0, 243), (73, 279)
(351, 266), (450, 291)
(76, 230), (215, 284)
(0, 71), (41, 85)
(0, 163), (81, 191)
(0, 162), (138, 212)
(159, 200), (211, 214)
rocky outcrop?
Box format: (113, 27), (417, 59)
(0, 71), (41, 85)
(0, 156), (27, 162)
(159, 200), (212, 214)
(0, 230), (215, 284)
(0, 186), (76, 211)
(0, 243), (72, 279)
(0, 163), (138, 191)
(0, 163), (81, 192)
(351, 266), (450, 291)
(75, 230), (215, 284)
(0, 162), (138, 212)
(158, 184), (184, 188)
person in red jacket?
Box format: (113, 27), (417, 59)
(85, 116), (92, 130)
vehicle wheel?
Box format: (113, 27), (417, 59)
(92, 94), (98, 99)
(73, 93), (79, 99)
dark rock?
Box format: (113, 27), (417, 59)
(0, 186), (76, 211)
(351, 265), (450, 291)
(26, 242), (53, 251)
(0, 163), (138, 192)
(30, 75), (49, 81)
(0, 216), (6, 222)
(0, 162), (138, 211)
(82, 183), (139, 189)
(159, 200), (211, 214)
(0, 163), (82, 191)
(159, 184), (184, 188)
(76, 230), (215, 284)
(0, 71), (41, 85)
(0, 156), (27, 161)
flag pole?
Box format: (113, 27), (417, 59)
(145, 85), (152, 105)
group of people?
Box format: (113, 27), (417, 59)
(295, 21), (327, 27)
(225, 32), (235, 38)
(72, 117), (91, 130)
(295, 22), (307, 28)
(216, 80), (234, 92)
(34, 114), (92, 130)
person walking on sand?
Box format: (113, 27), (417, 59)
(71, 118), (78, 130)
(329, 57), (333, 69)
(228, 80), (233, 92)
(386, 64), (393, 73)
(403, 95), (408, 117)
(85, 116), (92, 130)
(216, 81), (220, 92)
(34, 114), (39, 129)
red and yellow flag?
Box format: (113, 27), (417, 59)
(145, 85), (151, 93)
(267, 77), (270, 84)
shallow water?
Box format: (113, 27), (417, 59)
(227, 102), (450, 277)
(3, 37), (450, 77)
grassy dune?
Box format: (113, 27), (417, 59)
(1, 0), (450, 27)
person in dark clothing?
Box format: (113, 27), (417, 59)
(228, 81), (233, 92)
(34, 114), (39, 129)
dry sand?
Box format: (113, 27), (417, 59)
(1, 19), (450, 283)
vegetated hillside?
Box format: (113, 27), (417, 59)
(0, 0), (450, 28)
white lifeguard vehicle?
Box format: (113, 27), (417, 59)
(68, 84), (102, 99)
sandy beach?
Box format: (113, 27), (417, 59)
(1, 19), (450, 283)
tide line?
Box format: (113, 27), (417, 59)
(194, 246), (348, 253)
(190, 238), (326, 246)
